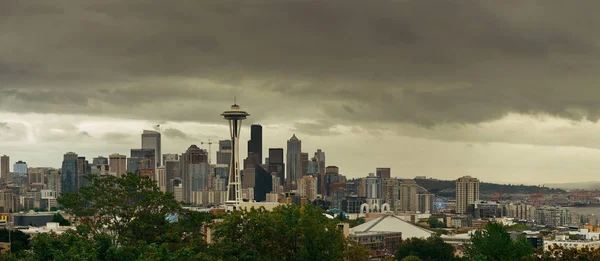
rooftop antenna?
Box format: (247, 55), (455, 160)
(234, 96), (237, 105)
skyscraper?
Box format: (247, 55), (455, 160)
(286, 134), (302, 189)
(248, 124), (263, 164)
(109, 153), (127, 176)
(222, 103), (250, 204)
(314, 149), (326, 194)
(301, 153), (309, 177)
(400, 179), (418, 211)
(61, 152), (79, 194)
(376, 168), (391, 179)
(142, 130), (161, 167)
(268, 148), (285, 186)
(181, 145), (208, 202)
(92, 156), (110, 176)
(0, 155), (8, 181)
(13, 161), (28, 186)
(13, 161), (27, 175)
(216, 140), (232, 165)
(456, 176), (480, 214)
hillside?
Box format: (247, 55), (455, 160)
(415, 178), (567, 199)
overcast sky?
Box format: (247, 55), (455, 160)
(1, 1), (600, 184)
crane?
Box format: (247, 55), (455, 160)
(200, 139), (213, 164)
(492, 187), (503, 201)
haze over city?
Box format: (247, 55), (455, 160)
(2, 1), (600, 184)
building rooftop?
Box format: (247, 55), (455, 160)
(351, 214), (434, 239)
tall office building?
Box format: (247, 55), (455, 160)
(286, 134), (302, 188)
(268, 148), (285, 186)
(91, 156), (110, 176)
(48, 170), (62, 195)
(300, 153), (309, 176)
(13, 161), (27, 175)
(0, 155), (8, 181)
(216, 140), (232, 165)
(314, 149), (326, 194)
(164, 160), (181, 193)
(156, 166), (167, 192)
(109, 153), (127, 176)
(376, 168), (391, 179)
(61, 152), (79, 194)
(163, 153), (179, 163)
(12, 161), (28, 186)
(456, 176), (480, 214)
(181, 145), (208, 202)
(131, 149), (155, 170)
(248, 124), (263, 164)
(142, 130), (161, 167)
(77, 157), (91, 188)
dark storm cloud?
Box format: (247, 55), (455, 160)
(163, 128), (189, 140)
(1, 0), (600, 126)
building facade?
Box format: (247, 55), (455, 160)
(286, 134), (302, 189)
(61, 152), (79, 194)
(142, 130), (161, 167)
(456, 176), (480, 214)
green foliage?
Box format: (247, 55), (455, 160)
(58, 173), (184, 246)
(51, 213), (71, 226)
(210, 204), (367, 261)
(427, 217), (445, 228)
(0, 228), (30, 254)
(465, 222), (533, 261)
(401, 256), (422, 261)
(395, 236), (456, 261)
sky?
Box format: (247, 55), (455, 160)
(1, 1), (600, 184)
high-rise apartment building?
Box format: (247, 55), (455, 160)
(77, 157), (91, 188)
(216, 140), (232, 165)
(400, 179), (418, 212)
(376, 168), (391, 179)
(268, 148), (285, 186)
(248, 124), (263, 164)
(0, 155), (8, 181)
(109, 153), (127, 176)
(142, 130), (161, 167)
(286, 134), (302, 189)
(365, 176), (382, 199)
(48, 170), (62, 195)
(456, 176), (480, 214)
(298, 175), (318, 201)
(61, 152), (79, 194)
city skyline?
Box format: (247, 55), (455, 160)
(3, 1), (600, 183)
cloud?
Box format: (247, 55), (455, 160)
(0, 122), (9, 130)
(103, 132), (132, 141)
(163, 128), (189, 139)
(0, 0), (599, 128)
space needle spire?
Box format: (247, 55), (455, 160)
(221, 100), (249, 205)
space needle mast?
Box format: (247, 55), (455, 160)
(221, 98), (249, 205)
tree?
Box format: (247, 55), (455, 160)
(58, 173), (184, 246)
(401, 256), (422, 261)
(465, 222), (533, 261)
(51, 213), (71, 226)
(210, 204), (361, 261)
(427, 217), (445, 228)
(0, 228), (30, 254)
(395, 236), (456, 261)
(507, 223), (530, 231)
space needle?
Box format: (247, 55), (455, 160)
(221, 99), (249, 206)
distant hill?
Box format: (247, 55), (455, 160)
(414, 178), (567, 199)
(545, 182), (600, 190)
